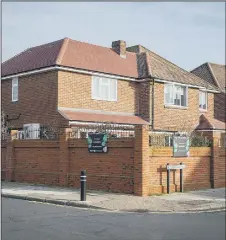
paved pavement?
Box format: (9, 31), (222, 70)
(2, 198), (225, 240)
(1, 182), (225, 213)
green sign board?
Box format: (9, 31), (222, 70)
(88, 133), (108, 153)
(173, 136), (190, 157)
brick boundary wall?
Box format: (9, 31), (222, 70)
(149, 147), (212, 194)
(1, 126), (225, 196)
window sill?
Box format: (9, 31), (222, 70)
(199, 109), (207, 112)
(12, 100), (18, 103)
(164, 104), (188, 110)
(91, 97), (117, 102)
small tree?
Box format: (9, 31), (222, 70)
(1, 110), (9, 140)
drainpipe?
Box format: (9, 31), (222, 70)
(151, 78), (155, 130)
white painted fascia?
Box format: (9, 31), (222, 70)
(155, 78), (219, 93)
(1, 66), (137, 82)
(69, 121), (134, 128)
(58, 107), (135, 116)
(196, 129), (226, 132)
(1, 67), (219, 93)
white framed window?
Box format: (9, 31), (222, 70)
(199, 91), (207, 110)
(12, 77), (18, 102)
(164, 84), (188, 107)
(92, 76), (117, 101)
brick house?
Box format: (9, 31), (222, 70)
(191, 62), (226, 123)
(1, 38), (220, 136)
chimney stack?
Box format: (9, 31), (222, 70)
(112, 40), (126, 58)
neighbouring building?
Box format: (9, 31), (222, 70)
(1, 38), (220, 138)
(191, 62), (226, 123)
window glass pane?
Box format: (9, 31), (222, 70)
(164, 84), (173, 104)
(101, 84), (109, 100)
(12, 78), (18, 101)
(199, 91), (207, 109)
(109, 79), (117, 100)
(180, 87), (186, 106)
(102, 78), (109, 85)
(92, 76), (117, 101)
(92, 77), (100, 98)
(174, 86), (181, 106)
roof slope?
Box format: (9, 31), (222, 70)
(191, 62), (226, 92)
(208, 63), (225, 91)
(1, 38), (220, 91)
(2, 39), (64, 77)
(2, 38), (138, 78)
(127, 45), (218, 91)
(196, 114), (225, 130)
(58, 109), (149, 125)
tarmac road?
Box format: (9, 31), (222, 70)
(2, 197), (225, 240)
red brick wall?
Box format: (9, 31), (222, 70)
(58, 71), (139, 114)
(67, 139), (134, 193)
(214, 146), (226, 188)
(149, 147), (211, 194)
(213, 132), (226, 188)
(2, 127), (225, 196)
(13, 141), (61, 185)
(153, 82), (214, 131)
(1, 71), (67, 128)
(1, 141), (7, 179)
(214, 92), (226, 122)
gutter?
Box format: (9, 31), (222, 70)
(1, 65), (137, 82)
(138, 77), (220, 93)
(151, 78), (155, 129)
(1, 66), (220, 93)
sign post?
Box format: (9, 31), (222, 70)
(88, 133), (108, 153)
(180, 162), (184, 193)
(166, 163), (186, 194)
(167, 163), (170, 194)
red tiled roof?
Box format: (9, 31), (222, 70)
(2, 39), (64, 77)
(196, 114), (225, 130)
(2, 38), (138, 78)
(127, 45), (218, 91)
(59, 38), (138, 78)
(58, 109), (149, 125)
(191, 62), (226, 92)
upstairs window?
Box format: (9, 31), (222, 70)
(12, 77), (18, 102)
(92, 76), (117, 101)
(199, 91), (207, 110)
(164, 84), (187, 107)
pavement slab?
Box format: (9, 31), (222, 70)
(1, 181), (225, 213)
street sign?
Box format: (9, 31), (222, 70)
(88, 133), (108, 153)
(166, 164), (186, 170)
(173, 136), (190, 157)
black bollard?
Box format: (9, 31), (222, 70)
(167, 163), (170, 194)
(180, 162), (183, 193)
(80, 170), (87, 201)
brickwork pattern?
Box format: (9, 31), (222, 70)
(67, 139), (134, 193)
(153, 82), (214, 131)
(1, 127), (225, 196)
(149, 147), (211, 194)
(1, 71), (67, 128)
(212, 132), (226, 188)
(214, 92), (226, 122)
(58, 71), (139, 114)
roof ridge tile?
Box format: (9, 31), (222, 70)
(56, 38), (70, 65)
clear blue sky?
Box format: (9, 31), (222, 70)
(2, 2), (225, 70)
